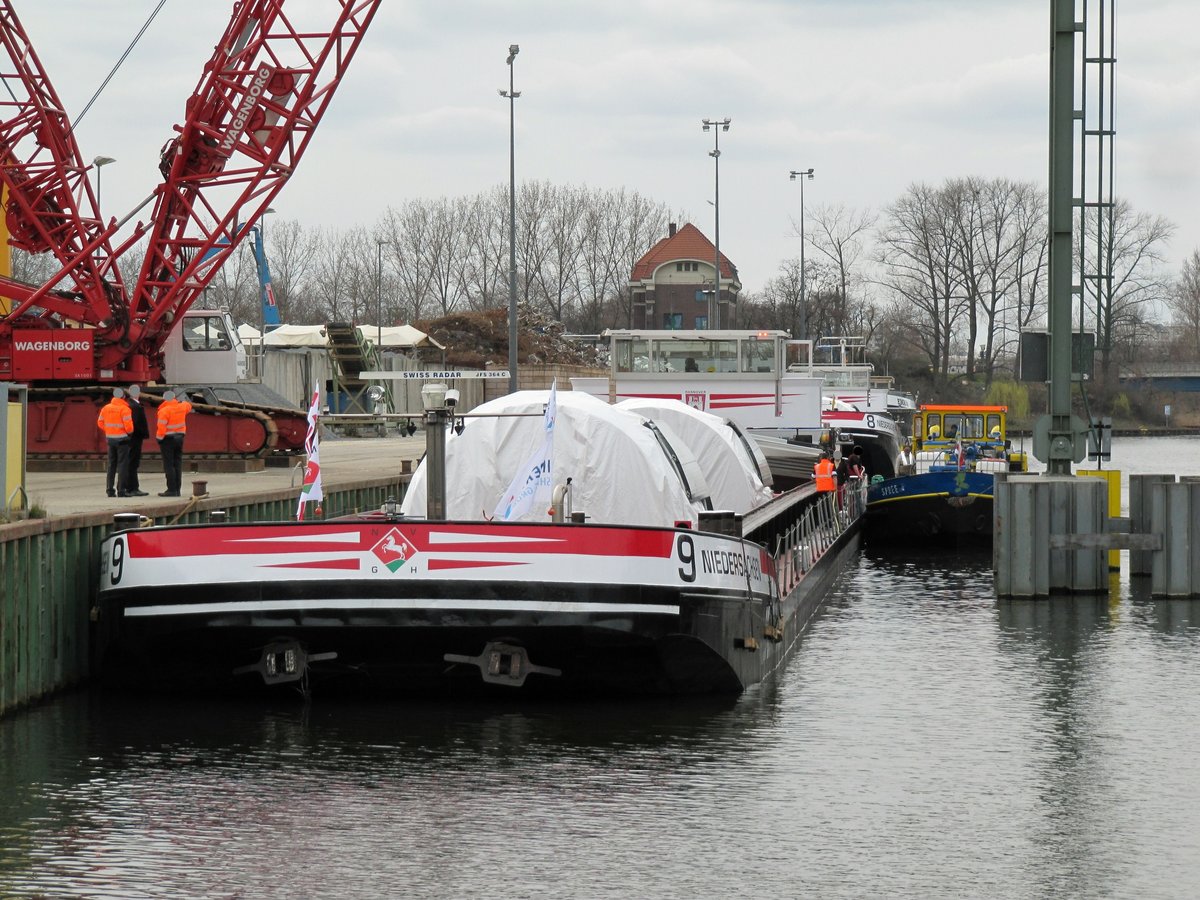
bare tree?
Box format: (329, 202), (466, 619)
(534, 185), (586, 322)
(261, 218), (318, 323)
(802, 203), (877, 336)
(423, 196), (468, 317)
(1007, 183), (1049, 374)
(10, 248), (65, 290)
(756, 259), (804, 335)
(457, 188), (508, 311)
(876, 182), (967, 377)
(308, 227), (363, 322)
(205, 238), (258, 324)
(381, 202), (439, 322)
(1167, 249), (1200, 350)
(949, 177), (1034, 385)
(1078, 199), (1175, 383)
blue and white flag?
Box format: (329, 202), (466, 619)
(494, 381), (557, 521)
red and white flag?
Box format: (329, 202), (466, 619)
(296, 382), (324, 520)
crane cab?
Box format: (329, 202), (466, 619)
(163, 309), (246, 384)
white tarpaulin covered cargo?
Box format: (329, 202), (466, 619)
(617, 398), (774, 513)
(402, 390), (711, 526)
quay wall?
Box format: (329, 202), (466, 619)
(0, 475), (408, 719)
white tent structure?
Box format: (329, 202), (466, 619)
(261, 324), (328, 347)
(362, 324), (446, 350)
(402, 390), (712, 526)
(248, 322), (445, 351)
(617, 398), (774, 513)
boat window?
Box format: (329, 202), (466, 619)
(987, 414), (1003, 437)
(740, 336), (776, 373)
(650, 339), (710, 373)
(942, 414), (985, 439)
(708, 340), (738, 372)
(616, 339), (651, 373)
(925, 414), (941, 439)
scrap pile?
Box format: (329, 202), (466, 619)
(416, 306), (604, 369)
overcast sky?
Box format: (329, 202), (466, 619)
(15, 1), (1200, 296)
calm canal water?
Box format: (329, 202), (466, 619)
(2, 437), (1200, 898)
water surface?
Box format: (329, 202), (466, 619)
(2, 438), (1199, 898)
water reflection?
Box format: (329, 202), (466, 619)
(4, 547), (1200, 898)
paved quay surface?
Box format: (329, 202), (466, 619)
(25, 435), (427, 519)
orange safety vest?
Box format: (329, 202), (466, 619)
(814, 457), (836, 492)
(97, 398), (133, 439)
(156, 399), (192, 439)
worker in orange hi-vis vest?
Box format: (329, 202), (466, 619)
(155, 390), (193, 497)
(96, 387), (134, 497)
(813, 452), (837, 493)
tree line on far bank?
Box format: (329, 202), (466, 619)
(11, 176), (1188, 400)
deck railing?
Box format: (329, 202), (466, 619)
(774, 479), (866, 594)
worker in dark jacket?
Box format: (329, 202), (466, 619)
(123, 385), (150, 496)
(97, 388), (133, 497)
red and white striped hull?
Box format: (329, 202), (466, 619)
(97, 514), (857, 696)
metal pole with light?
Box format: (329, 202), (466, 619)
(421, 383), (450, 520)
(500, 44), (521, 393)
(789, 168), (814, 340)
(92, 155), (115, 218)
(702, 118), (730, 330)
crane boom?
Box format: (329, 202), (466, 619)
(0, 1), (125, 331)
(0, 0), (382, 460)
(250, 225), (281, 328)
(0, 0), (382, 384)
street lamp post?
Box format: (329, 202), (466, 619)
(789, 168), (815, 340)
(500, 44), (521, 394)
(702, 118), (730, 330)
(376, 238), (388, 351)
(92, 155), (115, 220)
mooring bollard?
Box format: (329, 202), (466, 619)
(995, 475), (1107, 598)
(1150, 479), (1200, 598)
(1130, 474), (1174, 576)
(112, 512), (149, 531)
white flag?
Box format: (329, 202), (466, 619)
(296, 382), (324, 520)
(494, 382), (557, 521)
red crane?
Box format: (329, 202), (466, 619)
(0, 0), (382, 456)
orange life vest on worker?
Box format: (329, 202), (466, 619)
(97, 397), (133, 439)
(156, 397), (192, 440)
(814, 457), (836, 492)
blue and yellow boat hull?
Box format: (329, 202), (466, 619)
(865, 470), (996, 544)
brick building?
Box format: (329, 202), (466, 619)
(628, 222), (741, 330)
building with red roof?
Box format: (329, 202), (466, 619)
(628, 222), (741, 329)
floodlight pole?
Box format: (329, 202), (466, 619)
(501, 44), (521, 393)
(789, 168), (815, 340)
(702, 118), (730, 329)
